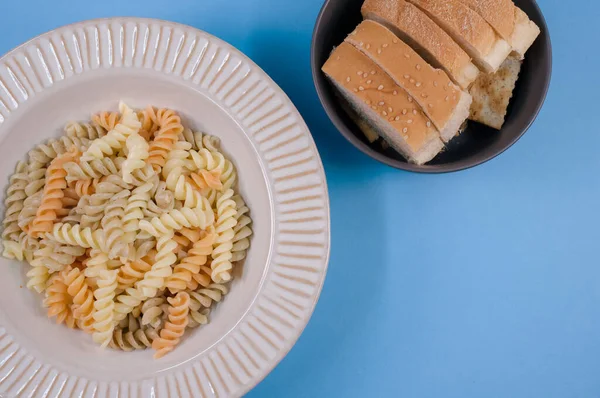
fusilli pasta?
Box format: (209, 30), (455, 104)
(0, 102), (252, 359)
(152, 291), (190, 359)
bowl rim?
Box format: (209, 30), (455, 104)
(0, 16), (331, 397)
(311, 0), (553, 173)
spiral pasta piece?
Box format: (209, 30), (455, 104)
(65, 121), (107, 140)
(136, 233), (176, 298)
(78, 176), (131, 229)
(210, 189), (237, 283)
(64, 157), (125, 182)
(101, 191), (129, 259)
(17, 191), (41, 232)
(28, 149), (79, 238)
(92, 111), (121, 132)
(113, 285), (147, 323)
(117, 257), (151, 291)
(30, 240), (83, 273)
(2, 161), (28, 242)
(232, 194), (253, 262)
(172, 227), (203, 253)
(92, 269), (118, 347)
(188, 283), (228, 308)
(166, 229), (215, 293)
(26, 262), (50, 293)
(182, 128), (220, 152)
(189, 169), (223, 192)
(162, 141), (192, 182)
(139, 197), (214, 237)
(141, 296), (168, 328)
(138, 107), (160, 141)
(152, 291), (190, 359)
(44, 272), (76, 329)
(122, 132), (149, 183)
(111, 314), (161, 351)
(147, 108), (184, 173)
(48, 223), (106, 251)
(27, 136), (89, 168)
(122, 181), (155, 243)
(24, 164), (46, 200)
(71, 177), (101, 198)
(81, 102), (141, 161)
(63, 267), (95, 332)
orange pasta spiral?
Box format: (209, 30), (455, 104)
(152, 291), (190, 359)
(147, 108), (184, 173)
(117, 257), (152, 290)
(43, 271), (76, 328)
(92, 111), (121, 132)
(28, 149), (79, 238)
(166, 229), (215, 293)
(63, 267), (95, 333)
(138, 106), (159, 141)
(173, 227), (203, 252)
(189, 169), (223, 191)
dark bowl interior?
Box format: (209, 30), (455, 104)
(311, 0), (552, 173)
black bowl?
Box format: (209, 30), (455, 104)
(311, 0), (552, 173)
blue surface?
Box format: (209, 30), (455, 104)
(1, 0), (598, 396)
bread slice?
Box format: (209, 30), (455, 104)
(362, 0), (479, 90)
(322, 43), (443, 164)
(469, 55), (523, 129)
(458, 0), (540, 59)
(405, 0), (512, 73)
(345, 20), (472, 143)
(510, 7), (540, 58)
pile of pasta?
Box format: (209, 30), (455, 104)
(0, 102), (252, 359)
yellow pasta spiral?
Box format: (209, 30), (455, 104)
(152, 291), (190, 359)
(81, 102), (141, 161)
(49, 223), (106, 251)
(211, 189), (237, 283)
(136, 233), (176, 298)
(138, 197), (214, 237)
(65, 121), (107, 140)
(92, 269), (118, 347)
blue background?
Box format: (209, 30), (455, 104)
(1, 0), (598, 397)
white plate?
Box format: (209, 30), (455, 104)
(0, 18), (330, 397)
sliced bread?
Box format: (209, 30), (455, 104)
(361, 0), (479, 90)
(405, 0), (512, 73)
(458, 0), (540, 58)
(345, 20), (472, 142)
(322, 43), (443, 164)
